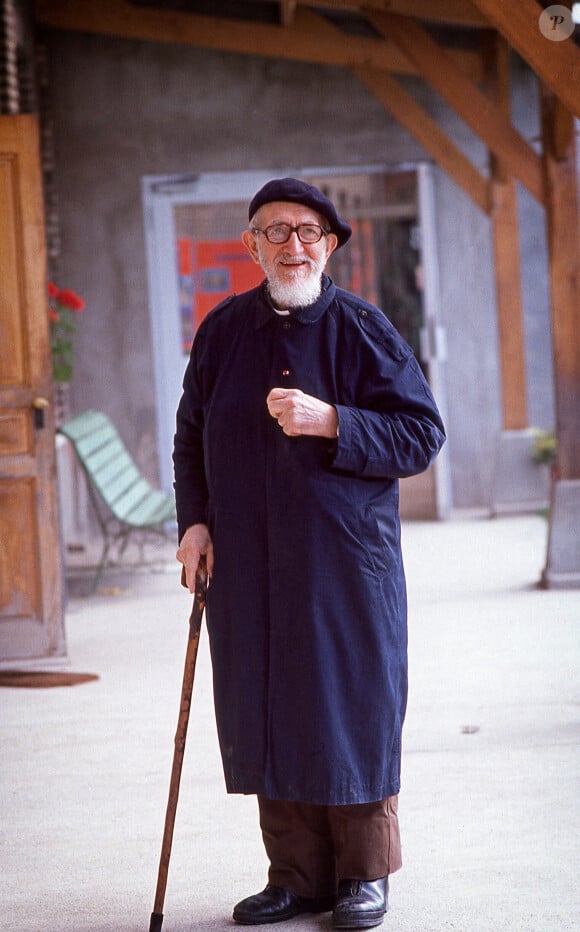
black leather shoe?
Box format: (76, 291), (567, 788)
(233, 884), (335, 925)
(332, 877), (389, 929)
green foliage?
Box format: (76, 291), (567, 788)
(531, 428), (557, 466)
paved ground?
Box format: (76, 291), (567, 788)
(1, 514), (578, 932)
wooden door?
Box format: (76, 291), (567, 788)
(0, 115), (65, 664)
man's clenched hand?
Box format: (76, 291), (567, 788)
(266, 388), (338, 438)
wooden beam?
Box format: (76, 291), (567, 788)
(32, 0), (485, 82)
(471, 0), (580, 118)
(367, 11), (545, 205)
(491, 179), (528, 429)
(279, 1), (298, 27)
(354, 66), (490, 213)
(318, 7), (488, 214)
(483, 33), (528, 429)
(541, 89), (580, 479)
(292, 0), (488, 28)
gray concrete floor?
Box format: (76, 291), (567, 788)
(2, 514), (578, 932)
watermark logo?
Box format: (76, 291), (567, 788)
(538, 4), (575, 40)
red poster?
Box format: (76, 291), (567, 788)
(177, 237), (263, 353)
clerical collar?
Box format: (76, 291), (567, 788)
(264, 274), (330, 315)
(255, 275), (336, 329)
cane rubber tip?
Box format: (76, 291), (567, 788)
(149, 912), (163, 932)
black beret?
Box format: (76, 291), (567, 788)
(248, 177), (352, 248)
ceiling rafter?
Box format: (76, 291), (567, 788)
(470, 0), (580, 118)
(33, 0), (485, 82)
(279, 1), (297, 27)
(354, 65), (490, 213)
(282, 0), (488, 28)
(367, 11), (545, 204)
(308, 6), (491, 213)
(33, 0), (576, 212)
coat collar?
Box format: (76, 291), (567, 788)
(254, 274), (336, 329)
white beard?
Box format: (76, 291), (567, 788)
(257, 244), (326, 309)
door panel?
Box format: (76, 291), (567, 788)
(0, 114), (65, 664)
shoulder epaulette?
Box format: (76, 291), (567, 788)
(337, 288), (409, 361)
(210, 293), (237, 315)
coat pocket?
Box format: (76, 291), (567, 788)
(364, 502), (399, 579)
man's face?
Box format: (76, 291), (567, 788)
(242, 201), (338, 309)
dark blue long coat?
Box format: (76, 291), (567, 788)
(174, 276), (445, 805)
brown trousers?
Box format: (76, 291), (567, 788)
(258, 795), (402, 899)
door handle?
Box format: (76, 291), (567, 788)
(32, 396), (50, 429)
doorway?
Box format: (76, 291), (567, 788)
(142, 165), (450, 518)
(0, 115), (65, 664)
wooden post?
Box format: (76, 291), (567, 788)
(484, 34), (528, 430)
(541, 88), (580, 481)
(541, 88), (580, 588)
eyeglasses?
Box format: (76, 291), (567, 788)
(252, 223), (329, 245)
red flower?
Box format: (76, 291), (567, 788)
(47, 281), (86, 382)
(58, 289), (85, 312)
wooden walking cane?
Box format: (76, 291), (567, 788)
(149, 560), (208, 932)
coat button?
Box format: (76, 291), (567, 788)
(282, 321), (291, 330)
(282, 369), (291, 377)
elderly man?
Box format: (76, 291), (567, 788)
(174, 177), (445, 929)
